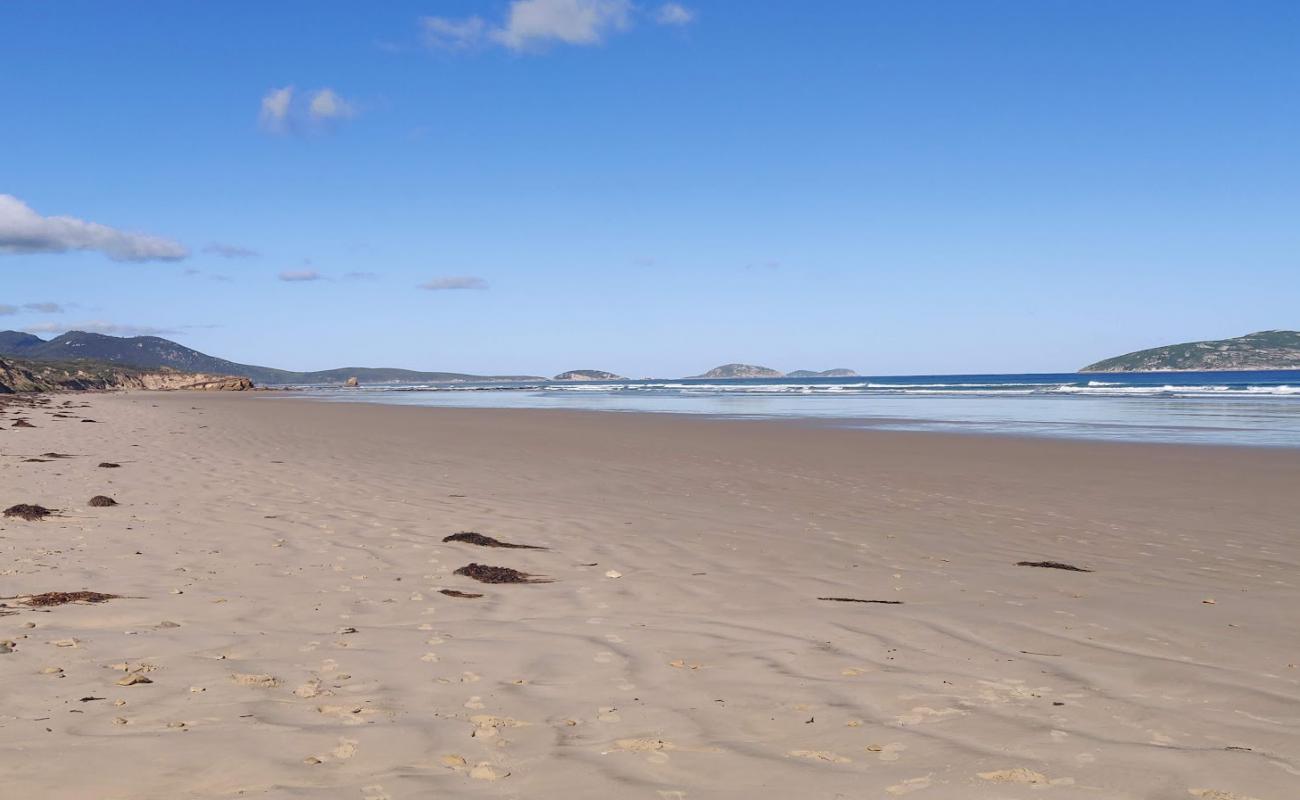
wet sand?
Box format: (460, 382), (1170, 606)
(2, 391), (1298, 799)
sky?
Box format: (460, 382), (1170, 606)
(2, 0), (1298, 377)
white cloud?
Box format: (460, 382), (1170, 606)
(279, 269), (322, 282)
(0, 302), (58, 315)
(493, 0), (632, 49)
(420, 276), (488, 291)
(0, 194), (188, 262)
(654, 3), (694, 26)
(22, 320), (179, 337)
(423, 0), (634, 53)
(309, 88), (355, 120)
(203, 242), (258, 258)
(421, 15), (488, 49)
(259, 86), (294, 133)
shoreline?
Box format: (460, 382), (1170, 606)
(264, 389), (1300, 451)
(2, 391), (1298, 798)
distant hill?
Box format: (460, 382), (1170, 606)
(693, 363), (784, 379)
(0, 331), (544, 385)
(553, 370), (626, 381)
(1082, 330), (1300, 372)
(786, 368), (858, 378)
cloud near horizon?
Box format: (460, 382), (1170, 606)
(279, 269), (323, 282)
(22, 320), (179, 337)
(421, 0), (692, 52)
(0, 193), (188, 262)
(420, 276), (489, 291)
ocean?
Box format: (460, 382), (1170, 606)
(289, 370), (1300, 448)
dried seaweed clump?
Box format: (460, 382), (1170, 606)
(443, 531), (546, 550)
(97, 462), (121, 469)
(818, 597), (904, 604)
(88, 495), (118, 507)
(453, 563), (550, 584)
(439, 589), (484, 599)
(1016, 561), (1092, 573)
(20, 591), (120, 607)
(4, 504), (54, 521)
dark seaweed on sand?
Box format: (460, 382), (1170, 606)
(13, 419), (35, 428)
(3, 504), (55, 521)
(453, 563), (550, 584)
(41, 453), (75, 459)
(88, 495), (118, 507)
(18, 591), (120, 607)
(97, 462), (121, 468)
(439, 589), (484, 599)
(1016, 561), (1092, 572)
(443, 531), (546, 550)
(818, 597), (904, 604)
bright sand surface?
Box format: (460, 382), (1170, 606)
(2, 391), (1298, 799)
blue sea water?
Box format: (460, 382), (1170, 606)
(290, 370), (1300, 448)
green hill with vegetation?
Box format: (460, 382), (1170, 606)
(1082, 330), (1300, 372)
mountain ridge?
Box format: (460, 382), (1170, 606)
(0, 331), (544, 385)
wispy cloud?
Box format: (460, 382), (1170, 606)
(260, 86), (357, 134)
(279, 269), (323, 282)
(420, 276), (488, 291)
(22, 320), (179, 337)
(421, 15), (489, 50)
(203, 242), (258, 258)
(0, 302), (64, 315)
(343, 271), (379, 281)
(0, 193), (187, 262)
(654, 3), (695, 26)
(423, 0), (677, 52)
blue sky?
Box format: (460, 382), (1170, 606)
(2, 1), (1297, 376)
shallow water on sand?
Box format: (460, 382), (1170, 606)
(287, 370), (1300, 448)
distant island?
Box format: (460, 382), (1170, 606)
(553, 370), (627, 381)
(693, 363), (785, 379)
(691, 364), (857, 379)
(1082, 330), (1300, 372)
(786, 368), (858, 378)
(0, 331), (544, 385)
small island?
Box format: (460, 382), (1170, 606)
(552, 370), (627, 381)
(692, 363), (784, 379)
(786, 368), (858, 378)
(1081, 330), (1300, 372)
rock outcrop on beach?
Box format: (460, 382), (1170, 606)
(552, 370), (627, 381)
(1082, 330), (1300, 372)
(0, 356), (253, 393)
(0, 330), (544, 385)
(693, 363), (784, 379)
(786, 368), (859, 378)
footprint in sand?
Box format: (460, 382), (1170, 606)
(362, 785), (391, 800)
(1190, 792), (1262, 800)
(594, 651), (616, 664)
(464, 696), (485, 709)
(332, 738), (358, 759)
(470, 715), (527, 739)
(231, 673), (279, 688)
(886, 776), (932, 795)
(604, 633), (625, 643)
(598, 706), (620, 722)
(895, 706), (964, 726)
(787, 750), (851, 764)
(469, 763), (510, 780)
(867, 742), (906, 762)
(978, 768), (1074, 786)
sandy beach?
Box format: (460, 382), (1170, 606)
(2, 391), (1298, 799)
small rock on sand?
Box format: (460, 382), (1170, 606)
(116, 674), (153, 686)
